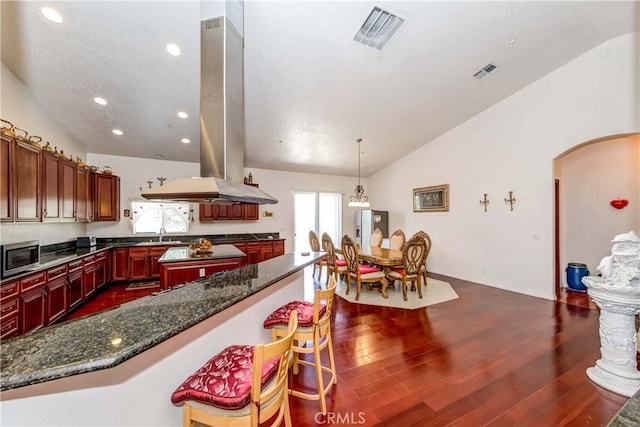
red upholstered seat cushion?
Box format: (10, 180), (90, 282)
(263, 301), (326, 328)
(335, 259), (347, 266)
(171, 345), (279, 410)
(390, 267), (404, 274)
(358, 265), (381, 274)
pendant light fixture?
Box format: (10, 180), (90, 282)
(348, 138), (370, 207)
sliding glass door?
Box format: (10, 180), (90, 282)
(294, 191), (342, 252)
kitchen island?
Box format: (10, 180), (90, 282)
(157, 244), (247, 290)
(0, 251), (324, 426)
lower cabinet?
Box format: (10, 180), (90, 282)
(0, 280), (19, 339)
(46, 264), (68, 325)
(112, 248), (129, 281)
(129, 248), (149, 280)
(115, 246), (168, 282)
(95, 252), (109, 288)
(66, 261), (84, 310)
(159, 257), (246, 290)
(20, 272), (47, 335)
(83, 256), (96, 298)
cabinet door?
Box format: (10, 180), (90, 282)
(93, 173), (120, 221)
(128, 247), (149, 280)
(217, 204), (231, 219)
(148, 247), (166, 279)
(259, 242), (273, 262)
(83, 260), (96, 298)
(66, 267), (83, 310)
(46, 276), (67, 325)
(75, 167), (91, 222)
(112, 248), (129, 281)
(229, 204), (244, 220)
(15, 141), (41, 222)
(21, 287), (46, 334)
(199, 204), (217, 221)
(41, 152), (60, 221)
(245, 242), (261, 264)
(0, 134), (13, 222)
(161, 258), (245, 289)
(273, 240), (285, 257)
(95, 254), (108, 288)
(60, 160), (76, 221)
(243, 204), (259, 220)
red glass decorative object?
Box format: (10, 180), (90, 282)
(610, 199), (629, 209)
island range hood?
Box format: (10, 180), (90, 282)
(142, 15), (277, 205)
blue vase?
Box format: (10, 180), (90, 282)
(566, 263), (589, 292)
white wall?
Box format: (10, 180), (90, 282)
(368, 32), (639, 300)
(1, 62), (87, 245)
(86, 153), (364, 254)
(559, 136), (640, 281)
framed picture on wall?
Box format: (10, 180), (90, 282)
(413, 184), (449, 212)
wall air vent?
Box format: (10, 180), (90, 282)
(354, 6), (406, 51)
(473, 63), (499, 80)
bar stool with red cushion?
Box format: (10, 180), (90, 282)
(341, 234), (388, 301)
(322, 232), (347, 286)
(263, 278), (337, 415)
(171, 311), (299, 427)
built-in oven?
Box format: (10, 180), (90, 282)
(1, 240), (40, 279)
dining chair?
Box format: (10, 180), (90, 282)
(263, 278), (338, 415)
(171, 311), (299, 427)
(370, 228), (383, 247)
(322, 233), (347, 286)
(413, 231), (433, 288)
(389, 229), (406, 251)
(341, 234), (388, 301)
(386, 235), (428, 301)
(309, 230), (327, 278)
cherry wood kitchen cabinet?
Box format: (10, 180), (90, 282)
(159, 257), (246, 290)
(92, 172), (120, 221)
(60, 160), (76, 222)
(66, 260), (84, 310)
(75, 167), (91, 222)
(259, 243), (273, 261)
(41, 151), (61, 222)
(245, 242), (261, 264)
(95, 251), (109, 287)
(0, 280), (20, 339)
(20, 272), (46, 335)
(128, 248), (149, 280)
(199, 183), (260, 221)
(46, 264), (68, 325)
(0, 134), (14, 222)
(112, 248), (129, 281)
(273, 240), (285, 257)
(149, 247), (166, 278)
(83, 255), (97, 298)
(14, 141), (41, 222)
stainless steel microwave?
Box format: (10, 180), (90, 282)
(0, 240), (40, 279)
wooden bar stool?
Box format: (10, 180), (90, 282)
(171, 311), (299, 427)
(263, 278), (338, 414)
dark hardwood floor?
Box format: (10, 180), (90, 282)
(61, 271), (632, 426)
(64, 281), (158, 320)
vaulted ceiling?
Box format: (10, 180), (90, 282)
(2, 1), (637, 177)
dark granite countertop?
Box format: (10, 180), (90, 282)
(608, 388), (640, 426)
(158, 244), (246, 263)
(0, 251), (323, 391)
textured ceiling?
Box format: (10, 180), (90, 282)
(1, 1), (638, 177)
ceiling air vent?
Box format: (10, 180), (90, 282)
(473, 63), (499, 80)
(354, 6), (405, 51)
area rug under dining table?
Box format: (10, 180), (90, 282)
(336, 278), (458, 309)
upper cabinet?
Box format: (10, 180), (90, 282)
(0, 125), (120, 223)
(92, 173), (120, 221)
(199, 183), (260, 221)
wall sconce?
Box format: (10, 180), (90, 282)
(504, 191), (516, 211)
(610, 198), (629, 210)
(479, 193), (489, 212)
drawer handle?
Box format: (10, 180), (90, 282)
(1, 323), (12, 333)
(1, 305), (14, 314)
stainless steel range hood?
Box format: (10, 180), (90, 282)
(142, 15), (277, 205)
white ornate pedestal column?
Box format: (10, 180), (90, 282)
(584, 283), (640, 397)
(583, 230), (640, 397)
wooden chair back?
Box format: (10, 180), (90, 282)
(389, 229), (406, 251)
(321, 233), (338, 266)
(413, 231), (432, 258)
(309, 230), (321, 252)
(403, 235), (427, 275)
(341, 235), (360, 277)
(370, 228), (383, 247)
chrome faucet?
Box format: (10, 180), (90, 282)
(159, 227), (166, 242)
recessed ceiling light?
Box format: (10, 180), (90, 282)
(167, 123), (174, 128)
(181, 138), (190, 144)
(41, 7), (63, 23)
(509, 37), (518, 45)
(177, 111), (188, 119)
(166, 43), (181, 56)
(94, 97), (107, 106)
(155, 154), (165, 159)
(112, 129), (123, 136)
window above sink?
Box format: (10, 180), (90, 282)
(131, 202), (190, 235)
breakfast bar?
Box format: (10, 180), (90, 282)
(0, 252), (323, 427)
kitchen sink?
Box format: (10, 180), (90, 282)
(136, 241), (183, 246)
